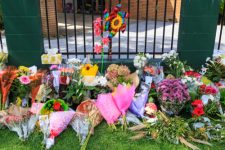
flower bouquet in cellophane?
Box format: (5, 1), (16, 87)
(39, 99), (75, 149)
(76, 100), (103, 150)
(0, 104), (37, 140)
(0, 66), (17, 109)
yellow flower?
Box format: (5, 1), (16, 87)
(111, 15), (123, 31)
(201, 76), (212, 85)
(80, 64), (98, 76)
(16, 97), (22, 106)
(19, 66), (30, 73)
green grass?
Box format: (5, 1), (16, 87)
(0, 122), (224, 150)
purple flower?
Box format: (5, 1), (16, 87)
(157, 79), (190, 103)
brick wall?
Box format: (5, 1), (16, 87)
(105, 0), (181, 22)
(40, 0), (57, 37)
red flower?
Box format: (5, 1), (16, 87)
(151, 83), (156, 89)
(184, 71), (201, 78)
(192, 107), (204, 117)
(204, 86), (217, 95)
(191, 99), (203, 108)
(215, 82), (222, 87)
(53, 101), (61, 111)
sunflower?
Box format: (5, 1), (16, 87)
(80, 64), (98, 76)
(110, 15), (123, 31)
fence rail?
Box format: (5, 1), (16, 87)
(0, 0), (224, 56)
(41, 0), (182, 59)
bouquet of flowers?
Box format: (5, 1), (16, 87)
(50, 65), (60, 93)
(133, 53), (152, 76)
(10, 66), (32, 107)
(157, 79), (190, 115)
(106, 64), (134, 89)
(0, 66), (17, 109)
(161, 50), (191, 78)
(202, 57), (225, 82)
(40, 99), (69, 115)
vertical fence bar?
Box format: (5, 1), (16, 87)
(162, 0), (167, 53)
(218, 2), (225, 50)
(73, 0), (78, 57)
(171, 0), (177, 50)
(109, 0), (112, 59)
(127, 0), (130, 59)
(144, 0), (149, 53)
(54, 0), (60, 51)
(91, 0), (95, 58)
(118, 0), (121, 58)
(82, 0), (86, 57)
(153, 0), (158, 58)
(45, 0), (51, 49)
(0, 32), (3, 50)
(63, 0), (69, 58)
(136, 0), (139, 54)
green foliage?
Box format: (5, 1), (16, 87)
(204, 60), (225, 82)
(10, 78), (31, 100)
(1, 122), (224, 150)
(148, 115), (190, 144)
(221, 0), (225, 14)
(63, 71), (88, 105)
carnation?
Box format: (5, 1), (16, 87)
(157, 79), (190, 103)
(117, 65), (130, 76)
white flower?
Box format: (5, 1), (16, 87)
(206, 57), (211, 62)
(146, 53), (152, 59)
(169, 50), (176, 54)
(141, 56), (147, 61)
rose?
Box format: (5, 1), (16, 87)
(53, 101), (61, 111)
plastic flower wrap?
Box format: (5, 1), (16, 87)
(157, 79), (190, 115)
(118, 111), (141, 125)
(76, 100), (103, 134)
(134, 53), (152, 76)
(95, 93), (121, 125)
(82, 76), (107, 87)
(2, 105), (33, 140)
(129, 83), (150, 118)
(80, 64), (98, 77)
(70, 112), (90, 145)
(45, 111), (75, 149)
(113, 84), (135, 129)
(30, 103), (44, 115)
(76, 100), (103, 149)
(0, 66), (17, 108)
(40, 99), (69, 115)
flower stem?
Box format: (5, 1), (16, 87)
(80, 130), (91, 150)
(122, 115), (127, 131)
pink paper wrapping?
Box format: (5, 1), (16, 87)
(30, 103), (44, 115)
(113, 84), (135, 115)
(95, 93), (121, 124)
(49, 111), (75, 138)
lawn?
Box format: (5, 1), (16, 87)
(0, 122), (224, 150)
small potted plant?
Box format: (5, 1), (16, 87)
(157, 79), (190, 116)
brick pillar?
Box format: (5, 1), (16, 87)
(40, 0), (57, 37)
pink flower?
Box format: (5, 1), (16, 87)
(19, 76), (31, 85)
(50, 65), (58, 71)
(102, 37), (110, 46)
(95, 17), (102, 24)
(94, 28), (101, 36)
(94, 44), (103, 54)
